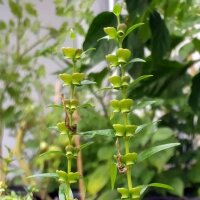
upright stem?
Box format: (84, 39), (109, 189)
(0, 121), (4, 183)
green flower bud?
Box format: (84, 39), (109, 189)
(108, 75), (121, 89)
(72, 73), (85, 85)
(110, 100), (120, 112)
(106, 54), (118, 67)
(126, 125), (137, 137)
(120, 99), (133, 113)
(121, 152), (138, 165)
(113, 124), (125, 137)
(117, 188), (130, 199)
(59, 73), (72, 85)
(62, 47), (76, 59)
(116, 48), (131, 64)
(104, 27), (117, 39)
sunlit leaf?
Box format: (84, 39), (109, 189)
(27, 173), (58, 179)
(124, 23), (144, 37)
(137, 143), (180, 163)
(39, 151), (66, 158)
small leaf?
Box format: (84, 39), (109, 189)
(81, 48), (96, 57)
(81, 80), (96, 85)
(135, 120), (160, 134)
(126, 58), (146, 65)
(110, 163), (117, 190)
(9, 0), (22, 17)
(137, 143), (180, 163)
(128, 75), (153, 90)
(47, 104), (63, 109)
(77, 103), (94, 109)
(80, 129), (115, 138)
(0, 20), (6, 30)
(125, 23), (144, 37)
(148, 183), (174, 190)
(39, 151), (66, 158)
(113, 4), (122, 16)
(27, 173), (58, 179)
(80, 142), (94, 150)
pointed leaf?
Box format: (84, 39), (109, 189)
(135, 120), (160, 134)
(126, 58), (146, 65)
(148, 183), (174, 190)
(125, 23), (144, 37)
(128, 75), (153, 90)
(81, 80), (96, 85)
(80, 142), (94, 150)
(27, 173), (58, 179)
(47, 104), (63, 109)
(82, 48), (96, 57)
(80, 129), (115, 138)
(137, 143), (180, 163)
(110, 163), (117, 190)
(39, 151), (66, 158)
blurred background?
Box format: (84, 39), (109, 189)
(0, 0), (200, 199)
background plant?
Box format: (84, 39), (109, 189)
(0, 0), (94, 197)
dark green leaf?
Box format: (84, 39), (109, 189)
(135, 120), (160, 134)
(149, 11), (170, 64)
(137, 143), (180, 163)
(189, 72), (200, 114)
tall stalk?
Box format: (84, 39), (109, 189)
(103, 3), (179, 200)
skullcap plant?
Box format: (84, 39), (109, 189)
(28, 30), (96, 200)
(102, 3), (180, 200)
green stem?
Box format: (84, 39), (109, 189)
(68, 157), (72, 173)
(127, 166), (132, 190)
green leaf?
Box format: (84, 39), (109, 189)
(25, 3), (37, 16)
(39, 151), (66, 158)
(9, 0), (22, 17)
(81, 48), (96, 57)
(126, 58), (146, 65)
(135, 120), (159, 134)
(125, 23), (144, 37)
(81, 80), (96, 85)
(137, 143), (180, 163)
(189, 72), (200, 114)
(141, 183), (173, 195)
(128, 75), (153, 91)
(148, 183), (174, 190)
(80, 142), (94, 150)
(87, 165), (109, 195)
(80, 129), (115, 138)
(113, 4), (122, 16)
(47, 104), (63, 109)
(77, 103), (94, 109)
(0, 20), (6, 30)
(27, 173), (58, 179)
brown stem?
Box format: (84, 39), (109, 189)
(13, 123), (35, 185)
(0, 121), (5, 183)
